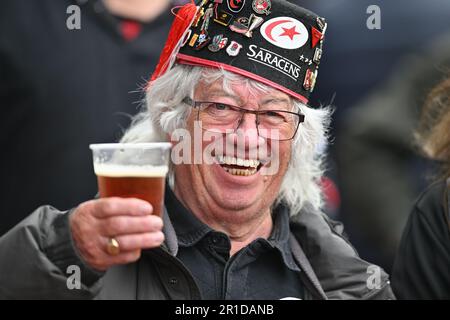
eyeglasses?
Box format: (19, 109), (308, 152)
(183, 97), (304, 141)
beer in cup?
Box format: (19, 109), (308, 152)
(90, 143), (171, 217)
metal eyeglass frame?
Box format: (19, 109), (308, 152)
(182, 97), (305, 141)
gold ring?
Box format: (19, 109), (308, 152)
(106, 237), (120, 256)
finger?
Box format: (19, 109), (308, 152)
(114, 232), (165, 251)
(92, 197), (153, 218)
(101, 215), (163, 236)
(94, 240), (143, 270)
(108, 249), (142, 266)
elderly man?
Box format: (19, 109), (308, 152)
(0, 0), (394, 299)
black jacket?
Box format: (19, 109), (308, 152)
(392, 179), (450, 299)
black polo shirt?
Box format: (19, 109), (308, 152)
(165, 187), (305, 300)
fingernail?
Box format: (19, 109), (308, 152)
(156, 231), (165, 242)
(141, 203), (153, 214)
(154, 216), (164, 229)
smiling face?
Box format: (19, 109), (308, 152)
(172, 77), (293, 232)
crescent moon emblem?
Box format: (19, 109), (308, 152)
(264, 19), (291, 42)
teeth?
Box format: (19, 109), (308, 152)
(216, 155), (261, 176)
(223, 167), (257, 176)
(216, 156), (260, 168)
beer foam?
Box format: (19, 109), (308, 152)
(94, 164), (169, 177)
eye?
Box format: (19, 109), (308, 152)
(266, 111), (279, 117)
(265, 111), (286, 121)
(212, 103), (230, 111)
(203, 102), (233, 117)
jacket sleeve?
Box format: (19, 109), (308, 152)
(290, 203), (396, 300)
(0, 205), (104, 299)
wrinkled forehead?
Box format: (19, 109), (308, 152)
(195, 71), (293, 107)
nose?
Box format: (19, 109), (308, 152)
(227, 113), (265, 152)
(238, 112), (258, 134)
(237, 113), (260, 143)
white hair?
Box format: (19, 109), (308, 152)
(121, 64), (332, 215)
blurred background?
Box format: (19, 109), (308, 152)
(1, 0), (450, 274)
(298, 0), (450, 272)
(0, 0), (189, 235)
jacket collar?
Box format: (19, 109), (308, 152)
(160, 207), (179, 256)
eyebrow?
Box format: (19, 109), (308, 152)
(260, 97), (291, 106)
(201, 84), (292, 109)
(202, 89), (242, 104)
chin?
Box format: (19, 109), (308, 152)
(216, 193), (258, 211)
(207, 174), (263, 207)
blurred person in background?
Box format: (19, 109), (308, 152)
(392, 77), (450, 299)
(300, 0), (450, 272)
(0, 0), (185, 236)
(336, 35), (450, 272)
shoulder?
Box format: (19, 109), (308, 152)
(415, 179), (447, 212)
(289, 203), (352, 253)
(392, 179), (450, 299)
(412, 179), (448, 230)
(289, 203), (394, 300)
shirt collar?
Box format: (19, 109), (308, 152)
(266, 205), (301, 272)
(165, 186), (300, 272)
(165, 186), (212, 247)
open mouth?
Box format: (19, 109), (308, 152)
(216, 155), (263, 176)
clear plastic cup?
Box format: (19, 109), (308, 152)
(90, 143), (172, 217)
